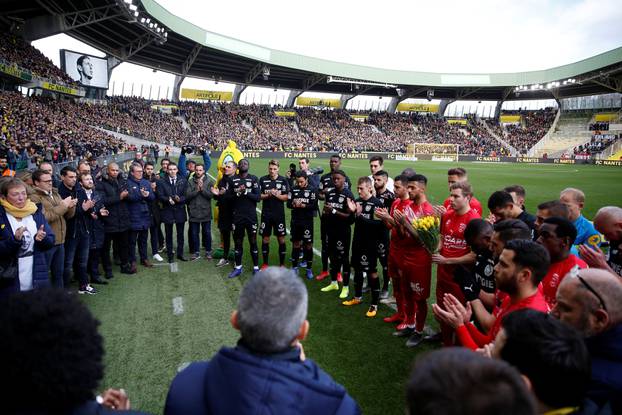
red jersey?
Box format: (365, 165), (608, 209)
(456, 289), (549, 350)
(542, 254), (587, 308)
(401, 200), (434, 253)
(444, 196), (483, 217)
(440, 208), (481, 258)
(389, 198), (413, 251)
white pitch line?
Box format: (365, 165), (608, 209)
(172, 296), (184, 315)
(207, 172), (322, 257)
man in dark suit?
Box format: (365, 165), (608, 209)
(158, 162), (188, 263)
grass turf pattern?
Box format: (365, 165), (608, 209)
(82, 159), (622, 414)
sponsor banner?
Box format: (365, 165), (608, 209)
(396, 103), (439, 113)
(595, 159), (622, 166)
(395, 155), (418, 161)
(447, 118), (468, 125)
(295, 97), (341, 108)
(0, 61), (32, 81)
(594, 113), (618, 122)
(41, 82), (84, 97)
(203, 151), (619, 166)
(181, 89), (233, 101)
(593, 134), (616, 139)
(351, 114), (369, 122)
(274, 110), (297, 117)
(500, 115), (521, 123)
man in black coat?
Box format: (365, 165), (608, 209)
(95, 163), (133, 276)
(157, 162), (188, 263)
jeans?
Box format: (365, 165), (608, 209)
(149, 222), (161, 256)
(64, 234), (90, 287)
(45, 244), (65, 288)
(189, 221), (212, 255)
(129, 229), (149, 263)
(88, 248), (101, 279)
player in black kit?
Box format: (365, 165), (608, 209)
(259, 160), (290, 268)
(373, 170), (395, 299)
(343, 177), (385, 317)
(320, 169), (355, 298)
(287, 171), (318, 280)
(227, 159), (261, 278)
(317, 155), (351, 281)
(211, 161), (237, 267)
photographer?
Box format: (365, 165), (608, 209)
(178, 144), (212, 180)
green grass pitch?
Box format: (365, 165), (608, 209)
(81, 159), (622, 414)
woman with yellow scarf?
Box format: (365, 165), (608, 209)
(0, 178), (55, 298)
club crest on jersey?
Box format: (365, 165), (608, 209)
(246, 180), (252, 187)
(338, 196), (344, 203)
(276, 183), (281, 189)
(304, 191), (309, 197)
(365, 204), (371, 212)
(459, 223), (467, 232)
(484, 264), (493, 276)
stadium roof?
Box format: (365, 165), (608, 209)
(2, 0), (622, 101)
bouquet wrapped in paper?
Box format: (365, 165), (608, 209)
(410, 215), (441, 254)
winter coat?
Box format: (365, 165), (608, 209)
(29, 187), (75, 245)
(0, 203), (55, 298)
(95, 173), (130, 233)
(185, 174), (213, 223)
(126, 176), (155, 231)
(157, 176), (187, 224)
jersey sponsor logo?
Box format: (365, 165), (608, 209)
(588, 234), (602, 247)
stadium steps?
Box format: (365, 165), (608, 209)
(531, 112), (591, 157)
(479, 118), (517, 155)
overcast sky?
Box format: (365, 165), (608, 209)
(33, 0), (622, 105)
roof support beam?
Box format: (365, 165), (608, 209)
(455, 87), (482, 100)
(341, 85), (375, 109)
(22, 3), (122, 40)
(245, 63), (265, 84)
(115, 33), (157, 61)
(590, 77), (622, 93)
(180, 44), (202, 76)
(302, 73), (325, 91)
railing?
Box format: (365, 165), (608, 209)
(527, 108), (561, 156)
(51, 152), (136, 175)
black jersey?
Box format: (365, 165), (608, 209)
(230, 174), (260, 222)
(352, 196), (384, 244)
(287, 186), (318, 222)
(259, 174), (289, 218)
(607, 240), (622, 277)
(376, 188), (395, 210)
(474, 251), (496, 294)
(323, 187), (355, 228)
(318, 172), (352, 196)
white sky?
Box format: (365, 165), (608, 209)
(32, 0), (622, 107)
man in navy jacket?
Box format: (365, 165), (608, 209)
(126, 163), (155, 271)
(157, 162), (188, 263)
(164, 267), (360, 415)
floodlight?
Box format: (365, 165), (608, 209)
(133, 11), (139, 17)
(123, 0), (133, 4)
(140, 17), (146, 23)
(129, 4), (137, 11)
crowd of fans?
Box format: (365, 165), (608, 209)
(573, 134), (620, 157)
(0, 91), (127, 168)
(0, 33), (77, 86)
(503, 108), (557, 154)
(589, 121), (609, 131)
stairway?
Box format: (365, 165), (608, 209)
(531, 112), (591, 157)
(479, 119), (517, 155)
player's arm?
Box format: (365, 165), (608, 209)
(286, 191), (294, 209)
(260, 183), (271, 200)
(479, 292), (495, 309)
(276, 183), (289, 202)
(469, 299), (495, 332)
(433, 251), (476, 265)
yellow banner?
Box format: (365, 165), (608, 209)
(150, 104), (179, 109)
(274, 111), (297, 117)
(181, 89), (233, 101)
(42, 82), (81, 96)
(594, 113), (618, 122)
(295, 97), (341, 108)
(447, 118), (468, 125)
(500, 115), (521, 123)
(351, 114), (369, 122)
(396, 103), (439, 113)
(0, 61), (32, 81)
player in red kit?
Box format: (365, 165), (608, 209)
(536, 217), (587, 308)
(441, 168), (482, 216)
(433, 181), (481, 346)
(394, 174), (435, 347)
(375, 175), (412, 326)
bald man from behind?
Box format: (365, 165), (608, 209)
(578, 206), (622, 278)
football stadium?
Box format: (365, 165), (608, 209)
(1, 1), (622, 414)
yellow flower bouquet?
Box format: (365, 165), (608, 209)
(410, 215), (441, 254)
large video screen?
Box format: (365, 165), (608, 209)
(60, 50), (109, 89)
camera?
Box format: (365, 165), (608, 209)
(182, 145), (195, 154)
